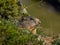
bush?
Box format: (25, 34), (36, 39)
(0, 19), (20, 45)
(0, 19), (60, 45)
(0, 0), (43, 45)
(0, 0), (60, 45)
(0, 0), (20, 19)
(0, 19), (42, 45)
(52, 38), (60, 45)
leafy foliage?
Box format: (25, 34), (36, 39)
(0, 19), (42, 45)
(0, 19), (59, 45)
(52, 38), (60, 45)
(0, 0), (60, 45)
(0, 0), (20, 19)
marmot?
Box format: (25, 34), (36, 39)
(17, 15), (41, 34)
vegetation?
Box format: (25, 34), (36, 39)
(0, 0), (42, 45)
(0, 0), (60, 45)
(0, 18), (43, 45)
(0, 0), (20, 19)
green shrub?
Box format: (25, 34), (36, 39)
(0, 0), (60, 45)
(0, 19), (60, 45)
(52, 38), (60, 45)
(0, 19), (20, 45)
(0, 0), (20, 19)
(0, 19), (41, 45)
